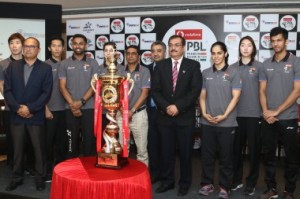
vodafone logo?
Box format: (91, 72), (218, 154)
(141, 51), (153, 65)
(141, 18), (155, 32)
(175, 29), (202, 40)
(96, 35), (109, 49)
(261, 33), (271, 49)
(111, 19), (124, 33)
(243, 15), (259, 31)
(280, 15), (296, 31)
(126, 35), (139, 46)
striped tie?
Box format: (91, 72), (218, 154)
(172, 61), (178, 92)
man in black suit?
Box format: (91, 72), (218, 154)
(151, 35), (202, 196)
(146, 41), (166, 184)
(4, 37), (53, 191)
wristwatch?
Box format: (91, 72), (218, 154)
(80, 98), (86, 106)
(130, 107), (136, 114)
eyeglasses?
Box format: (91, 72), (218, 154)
(126, 52), (138, 56)
(168, 43), (183, 48)
(23, 45), (38, 49)
(104, 49), (115, 53)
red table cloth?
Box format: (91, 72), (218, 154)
(50, 157), (152, 199)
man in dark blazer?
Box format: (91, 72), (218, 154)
(146, 40), (166, 184)
(151, 35), (202, 196)
(4, 37), (53, 191)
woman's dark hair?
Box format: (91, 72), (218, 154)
(210, 41), (229, 65)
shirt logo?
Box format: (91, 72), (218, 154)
(83, 64), (90, 71)
(249, 67), (256, 75)
(266, 68), (274, 71)
(206, 77), (213, 80)
(284, 64), (292, 74)
(67, 66), (75, 70)
(222, 73), (230, 81)
(134, 73), (140, 81)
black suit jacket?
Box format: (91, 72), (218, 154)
(146, 63), (155, 107)
(151, 57), (202, 126)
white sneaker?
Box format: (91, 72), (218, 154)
(193, 138), (201, 149)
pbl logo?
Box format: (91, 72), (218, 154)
(85, 52), (94, 59)
(261, 33), (271, 49)
(111, 19), (124, 33)
(243, 15), (259, 31)
(175, 29), (202, 40)
(280, 15), (296, 31)
(141, 51), (152, 65)
(115, 51), (124, 64)
(141, 18), (155, 32)
(126, 35), (139, 46)
(96, 36), (109, 49)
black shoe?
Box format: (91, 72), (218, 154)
(244, 187), (255, 196)
(5, 181), (23, 191)
(177, 187), (188, 196)
(155, 183), (174, 193)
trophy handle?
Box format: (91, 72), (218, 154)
(126, 73), (134, 95)
(91, 73), (98, 92)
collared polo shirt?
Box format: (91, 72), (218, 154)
(123, 64), (150, 109)
(45, 58), (66, 111)
(201, 65), (242, 127)
(59, 54), (100, 109)
(231, 59), (262, 117)
(259, 52), (300, 120)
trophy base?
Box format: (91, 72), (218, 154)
(96, 152), (128, 169)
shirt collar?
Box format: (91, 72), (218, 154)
(171, 56), (183, 67)
(239, 58), (254, 66)
(213, 64), (229, 72)
(9, 55), (23, 61)
(125, 64), (140, 72)
(49, 57), (58, 63)
(72, 54), (87, 61)
(271, 52), (290, 62)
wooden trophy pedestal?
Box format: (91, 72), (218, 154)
(96, 152), (128, 169)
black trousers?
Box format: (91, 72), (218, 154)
(147, 107), (161, 179)
(201, 124), (235, 191)
(65, 109), (95, 159)
(261, 119), (299, 193)
(3, 110), (13, 166)
(157, 121), (194, 188)
(233, 117), (261, 188)
(11, 124), (46, 182)
(45, 110), (66, 174)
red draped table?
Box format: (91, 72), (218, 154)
(50, 157), (152, 199)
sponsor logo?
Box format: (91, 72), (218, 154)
(262, 20), (278, 25)
(68, 25), (80, 29)
(83, 22), (94, 33)
(96, 24), (109, 28)
(141, 18), (155, 32)
(126, 35), (139, 46)
(225, 20), (241, 25)
(85, 52), (94, 59)
(87, 38), (94, 48)
(222, 73), (230, 81)
(116, 51), (124, 64)
(243, 15), (259, 31)
(142, 39), (154, 43)
(225, 33), (240, 48)
(280, 15), (296, 31)
(175, 29), (202, 40)
(126, 23), (139, 27)
(284, 64), (293, 73)
(96, 35), (109, 49)
(111, 19), (124, 33)
(261, 33), (271, 49)
(141, 51), (153, 65)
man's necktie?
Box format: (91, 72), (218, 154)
(172, 61), (178, 92)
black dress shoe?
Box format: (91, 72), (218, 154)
(177, 187), (188, 196)
(155, 183), (174, 193)
(5, 181), (23, 191)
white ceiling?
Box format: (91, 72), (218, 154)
(3, 0), (300, 10)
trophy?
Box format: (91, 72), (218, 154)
(91, 54), (133, 169)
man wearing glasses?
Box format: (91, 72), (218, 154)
(117, 45), (150, 166)
(151, 35), (202, 196)
(4, 37), (53, 191)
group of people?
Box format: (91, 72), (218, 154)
(0, 26), (298, 199)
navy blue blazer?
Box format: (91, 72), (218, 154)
(4, 59), (53, 125)
(151, 57), (202, 126)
